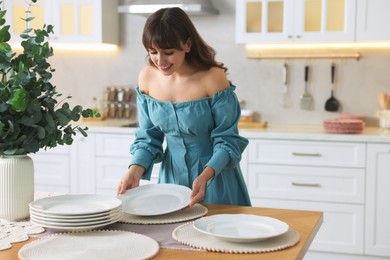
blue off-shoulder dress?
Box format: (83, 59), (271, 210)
(129, 85), (251, 206)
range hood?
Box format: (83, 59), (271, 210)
(118, 0), (219, 16)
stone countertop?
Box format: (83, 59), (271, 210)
(239, 124), (390, 143)
(81, 120), (390, 143)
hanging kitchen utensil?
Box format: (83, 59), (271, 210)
(325, 63), (340, 112)
(280, 63), (291, 107)
(300, 65), (314, 110)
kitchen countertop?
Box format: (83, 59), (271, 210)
(239, 124), (390, 143)
(0, 204), (323, 260)
(81, 120), (390, 143)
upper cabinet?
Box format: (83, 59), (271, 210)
(4, 0), (118, 45)
(356, 0), (390, 41)
(236, 0), (356, 43)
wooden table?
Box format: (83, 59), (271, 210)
(1, 204), (323, 260)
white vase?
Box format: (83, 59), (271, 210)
(0, 155), (34, 221)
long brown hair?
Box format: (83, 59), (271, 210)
(142, 7), (227, 72)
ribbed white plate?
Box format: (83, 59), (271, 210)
(30, 214), (121, 232)
(29, 207), (121, 221)
(193, 214), (289, 243)
(18, 230), (159, 260)
(30, 211), (121, 227)
(29, 194), (122, 216)
(118, 184), (191, 216)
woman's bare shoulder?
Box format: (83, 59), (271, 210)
(203, 67), (230, 96)
(138, 66), (157, 94)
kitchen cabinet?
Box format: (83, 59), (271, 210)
(235, 0), (356, 43)
(94, 133), (159, 195)
(365, 143), (390, 257)
(355, 0), (390, 41)
(30, 144), (72, 194)
(31, 131), (158, 195)
(245, 139), (366, 254)
(3, 0), (118, 44)
(30, 134), (96, 194)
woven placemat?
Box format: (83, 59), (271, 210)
(18, 230), (159, 260)
(172, 221), (300, 254)
(119, 204), (208, 225)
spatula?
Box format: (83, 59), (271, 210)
(325, 63), (339, 112)
(300, 65), (314, 110)
(280, 63), (291, 107)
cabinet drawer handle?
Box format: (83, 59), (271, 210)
(292, 152), (321, 157)
(291, 182), (321, 187)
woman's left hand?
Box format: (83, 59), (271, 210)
(190, 167), (215, 207)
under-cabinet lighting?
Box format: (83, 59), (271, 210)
(246, 42), (390, 50)
(119, 4), (183, 14)
(245, 42), (390, 60)
(10, 43), (118, 52)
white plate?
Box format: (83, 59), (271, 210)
(29, 194), (122, 215)
(30, 210), (121, 224)
(193, 214), (289, 243)
(118, 184), (192, 216)
(30, 214), (121, 231)
(29, 206), (121, 219)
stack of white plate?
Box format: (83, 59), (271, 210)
(29, 194), (122, 231)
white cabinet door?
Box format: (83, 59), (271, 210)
(30, 145), (71, 193)
(356, 0), (390, 41)
(236, 0), (356, 43)
(293, 0), (356, 42)
(235, 0), (294, 43)
(3, 0), (118, 44)
(251, 198), (365, 254)
(248, 164), (365, 203)
(365, 143), (390, 257)
(248, 139), (366, 168)
(3, 0), (51, 42)
(51, 0), (118, 44)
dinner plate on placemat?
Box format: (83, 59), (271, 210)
(118, 184), (192, 216)
(173, 221), (299, 254)
(193, 214), (289, 243)
(18, 230), (159, 260)
(120, 203), (208, 225)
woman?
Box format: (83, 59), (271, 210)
(117, 7), (251, 207)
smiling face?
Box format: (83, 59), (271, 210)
(148, 41), (191, 76)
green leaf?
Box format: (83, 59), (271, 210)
(0, 102), (8, 112)
(78, 127), (88, 137)
(36, 125), (45, 139)
(20, 115), (36, 126)
(44, 112), (56, 130)
(55, 109), (71, 126)
(0, 25), (11, 42)
(18, 61), (25, 72)
(9, 88), (29, 112)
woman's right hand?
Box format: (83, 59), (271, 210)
(116, 165), (145, 195)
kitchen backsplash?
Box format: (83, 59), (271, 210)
(49, 0), (390, 126)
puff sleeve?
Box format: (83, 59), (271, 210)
(129, 87), (164, 180)
(205, 85), (248, 176)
